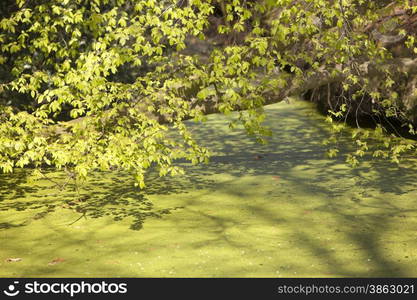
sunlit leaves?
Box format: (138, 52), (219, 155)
(0, 0), (415, 186)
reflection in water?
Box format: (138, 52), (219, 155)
(0, 99), (417, 277)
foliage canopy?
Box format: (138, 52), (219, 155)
(0, 0), (416, 185)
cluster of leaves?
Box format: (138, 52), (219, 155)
(0, 0), (277, 186)
(317, 1), (417, 165)
(0, 0), (416, 186)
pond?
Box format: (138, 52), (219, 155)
(1, 99), (417, 277)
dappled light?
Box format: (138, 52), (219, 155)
(1, 100), (417, 277)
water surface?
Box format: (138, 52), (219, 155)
(1, 99), (417, 277)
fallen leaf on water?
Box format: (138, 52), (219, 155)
(48, 258), (65, 266)
(5, 258), (22, 263)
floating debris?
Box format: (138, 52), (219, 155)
(5, 258), (22, 263)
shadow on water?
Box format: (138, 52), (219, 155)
(169, 101), (417, 277)
(0, 169), (35, 202)
(1, 100), (417, 276)
(0, 169), (206, 231)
